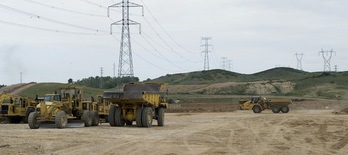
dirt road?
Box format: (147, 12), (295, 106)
(0, 110), (347, 155)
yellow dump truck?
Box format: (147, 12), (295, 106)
(28, 87), (99, 129)
(103, 83), (168, 128)
(0, 96), (38, 123)
(240, 97), (292, 113)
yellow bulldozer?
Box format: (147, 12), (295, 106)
(103, 83), (168, 128)
(28, 87), (99, 129)
(0, 96), (38, 123)
(239, 97), (292, 113)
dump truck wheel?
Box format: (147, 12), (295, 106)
(136, 107), (142, 127)
(91, 110), (99, 126)
(82, 111), (92, 127)
(272, 106), (281, 113)
(252, 105), (262, 113)
(280, 105), (289, 113)
(28, 112), (40, 129)
(8, 117), (21, 123)
(126, 120), (133, 126)
(142, 107), (153, 128)
(157, 107), (164, 126)
(114, 107), (125, 126)
(109, 105), (116, 126)
(23, 108), (35, 123)
(55, 111), (68, 129)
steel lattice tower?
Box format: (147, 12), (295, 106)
(201, 37), (212, 71)
(318, 49), (335, 72)
(294, 53), (304, 70)
(108, 0), (143, 77)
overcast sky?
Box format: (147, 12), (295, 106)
(0, 0), (347, 85)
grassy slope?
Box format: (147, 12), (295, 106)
(19, 83), (106, 99)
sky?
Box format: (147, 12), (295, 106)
(0, 0), (347, 85)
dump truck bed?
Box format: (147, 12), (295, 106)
(103, 83), (166, 107)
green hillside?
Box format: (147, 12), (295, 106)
(149, 67), (312, 84)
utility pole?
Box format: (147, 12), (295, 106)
(201, 37), (212, 71)
(221, 57), (227, 70)
(294, 53), (304, 70)
(20, 72), (22, 83)
(100, 67), (103, 89)
(318, 49), (336, 72)
(113, 63), (116, 78)
(108, 0), (143, 77)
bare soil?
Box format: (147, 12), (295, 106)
(0, 110), (347, 155)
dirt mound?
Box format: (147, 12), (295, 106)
(0, 82), (37, 95)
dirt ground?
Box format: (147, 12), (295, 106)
(0, 109), (347, 155)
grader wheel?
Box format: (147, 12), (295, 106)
(28, 112), (40, 129)
(136, 107), (143, 127)
(55, 111), (68, 129)
(142, 107), (153, 128)
(82, 111), (92, 127)
(91, 110), (99, 126)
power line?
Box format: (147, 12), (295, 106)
(0, 4), (108, 33)
(0, 19), (106, 35)
(22, 0), (106, 17)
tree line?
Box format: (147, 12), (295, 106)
(74, 76), (139, 89)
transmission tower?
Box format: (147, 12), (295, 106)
(318, 49), (336, 72)
(221, 57), (227, 70)
(294, 53), (304, 70)
(20, 72), (23, 83)
(201, 37), (212, 71)
(228, 60), (233, 71)
(108, 0), (143, 77)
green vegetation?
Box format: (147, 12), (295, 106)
(75, 76), (139, 89)
(0, 84), (6, 89)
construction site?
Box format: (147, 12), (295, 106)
(1, 0), (348, 155)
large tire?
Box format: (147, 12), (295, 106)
(82, 111), (92, 127)
(252, 105), (262, 113)
(280, 105), (289, 113)
(109, 105), (116, 126)
(91, 110), (99, 126)
(114, 107), (125, 126)
(23, 108), (35, 123)
(28, 112), (40, 129)
(55, 111), (68, 129)
(272, 106), (281, 113)
(136, 107), (143, 127)
(142, 107), (153, 128)
(156, 107), (165, 126)
(8, 117), (21, 123)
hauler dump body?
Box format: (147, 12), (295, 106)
(103, 83), (168, 128)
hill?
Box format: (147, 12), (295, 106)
(149, 67), (312, 84)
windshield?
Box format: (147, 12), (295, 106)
(44, 95), (52, 102)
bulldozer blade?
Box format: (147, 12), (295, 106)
(38, 120), (85, 129)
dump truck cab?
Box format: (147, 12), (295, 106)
(0, 96), (37, 123)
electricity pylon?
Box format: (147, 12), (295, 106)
(201, 37), (212, 71)
(108, 0), (143, 77)
(294, 53), (304, 70)
(318, 49), (335, 72)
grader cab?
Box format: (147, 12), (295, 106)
(104, 83), (168, 128)
(28, 87), (99, 129)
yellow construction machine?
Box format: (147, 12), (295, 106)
(104, 83), (168, 128)
(0, 96), (38, 123)
(28, 87), (99, 129)
(91, 95), (111, 124)
(239, 97), (292, 113)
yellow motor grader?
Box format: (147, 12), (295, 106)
(0, 96), (38, 123)
(104, 83), (168, 128)
(28, 87), (99, 129)
(91, 95), (111, 124)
